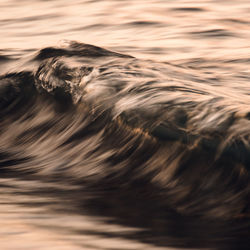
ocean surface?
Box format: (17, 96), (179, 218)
(1, 0), (250, 249)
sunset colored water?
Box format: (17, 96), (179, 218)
(0, 1), (250, 249)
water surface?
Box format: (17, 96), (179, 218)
(0, 1), (250, 250)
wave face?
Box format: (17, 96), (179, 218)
(0, 41), (250, 249)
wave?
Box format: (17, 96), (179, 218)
(0, 40), (250, 249)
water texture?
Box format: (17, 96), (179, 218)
(0, 1), (250, 250)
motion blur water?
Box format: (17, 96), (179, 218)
(1, 0), (250, 62)
(0, 1), (250, 250)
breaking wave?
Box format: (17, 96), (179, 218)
(0, 41), (250, 249)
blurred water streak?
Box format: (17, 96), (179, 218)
(0, 1), (250, 250)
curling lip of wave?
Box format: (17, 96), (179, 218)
(0, 41), (250, 222)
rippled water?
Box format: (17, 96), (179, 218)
(1, 0), (250, 61)
(1, 1), (250, 250)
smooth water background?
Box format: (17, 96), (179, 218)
(1, 1), (250, 249)
(1, 0), (250, 62)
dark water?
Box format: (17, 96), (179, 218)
(1, 1), (250, 250)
